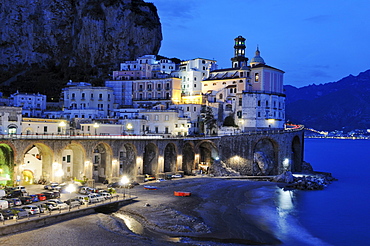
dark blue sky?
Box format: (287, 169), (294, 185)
(150, 0), (370, 87)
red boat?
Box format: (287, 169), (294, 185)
(174, 191), (191, 197)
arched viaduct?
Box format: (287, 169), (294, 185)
(0, 128), (304, 186)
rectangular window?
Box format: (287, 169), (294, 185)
(239, 98), (242, 106)
(44, 126), (47, 133)
(67, 155), (71, 163)
(155, 127), (159, 133)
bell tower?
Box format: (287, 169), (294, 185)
(231, 36), (248, 68)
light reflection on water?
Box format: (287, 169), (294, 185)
(276, 188), (295, 235)
(273, 188), (332, 246)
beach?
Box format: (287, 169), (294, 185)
(0, 177), (284, 246)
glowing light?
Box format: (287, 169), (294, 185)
(59, 121), (66, 127)
(121, 176), (129, 185)
(267, 119), (275, 123)
(55, 169), (64, 177)
(283, 158), (290, 168)
(65, 184), (76, 193)
(127, 123), (133, 130)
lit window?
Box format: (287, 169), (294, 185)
(255, 73), (259, 82)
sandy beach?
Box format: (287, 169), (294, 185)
(0, 177), (284, 246)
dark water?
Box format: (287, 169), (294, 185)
(293, 138), (370, 246)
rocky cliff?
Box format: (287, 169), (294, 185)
(0, 0), (162, 96)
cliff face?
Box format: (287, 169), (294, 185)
(0, 0), (162, 71)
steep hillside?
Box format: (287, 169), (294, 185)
(285, 70), (370, 131)
(0, 0), (162, 99)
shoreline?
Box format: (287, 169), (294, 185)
(0, 177), (286, 245)
(116, 177), (283, 245)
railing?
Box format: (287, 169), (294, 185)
(0, 134), (164, 140)
(0, 125), (303, 140)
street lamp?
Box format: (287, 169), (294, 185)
(93, 122), (99, 135)
(59, 121), (66, 135)
(283, 158), (290, 171)
(126, 123), (133, 133)
(121, 176), (129, 198)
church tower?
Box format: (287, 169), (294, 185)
(231, 36), (248, 68)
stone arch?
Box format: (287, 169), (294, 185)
(196, 140), (219, 174)
(0, 143), (15, 186)
(164, 143), (177, 173)
(62, 143), (86, 182)
(22, 169), (34, 185)
(119, 143), (137, 178)
(253, 138), (278, 175)
(143, 143), (158, 176)
(22, 143), (54, 183)
(182, 142), (195, 175)
(291, 135), (302, 172)
(92, 142), (113, 183)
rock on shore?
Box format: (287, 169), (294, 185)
(273, 171), (337, 190)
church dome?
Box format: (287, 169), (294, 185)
(250, 47), (265, 66)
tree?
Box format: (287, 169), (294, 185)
(203, 106), (217, 135)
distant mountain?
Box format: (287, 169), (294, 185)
(285, 69), (370, 131)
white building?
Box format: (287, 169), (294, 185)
(84, 108), (191, 137)
(171, 58), (217, 96)
(21, 118), (68, 135)
(177, 104), (203, 135)
(9, 91), (47, 117)
(62, 82), (114, 119)
(241, 48), (285, 129)
(0, 106), (22, 134)
(22, 146), (42, 183)
(116, 55), (176, 79)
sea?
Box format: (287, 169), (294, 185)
(275, 138), (370, 246)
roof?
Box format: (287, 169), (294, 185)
(250, 63), (285, 73)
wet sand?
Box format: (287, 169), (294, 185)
(0, 177), (283, 246)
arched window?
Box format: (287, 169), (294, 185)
(219, 93), (223, 99)
(255, 73), (259, 82)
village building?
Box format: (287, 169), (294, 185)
(0, 106), (22, 135)
(61, 81), (114, 119)
(9, 91), (47, 117)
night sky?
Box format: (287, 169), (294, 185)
(150, 0), (370, 87)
